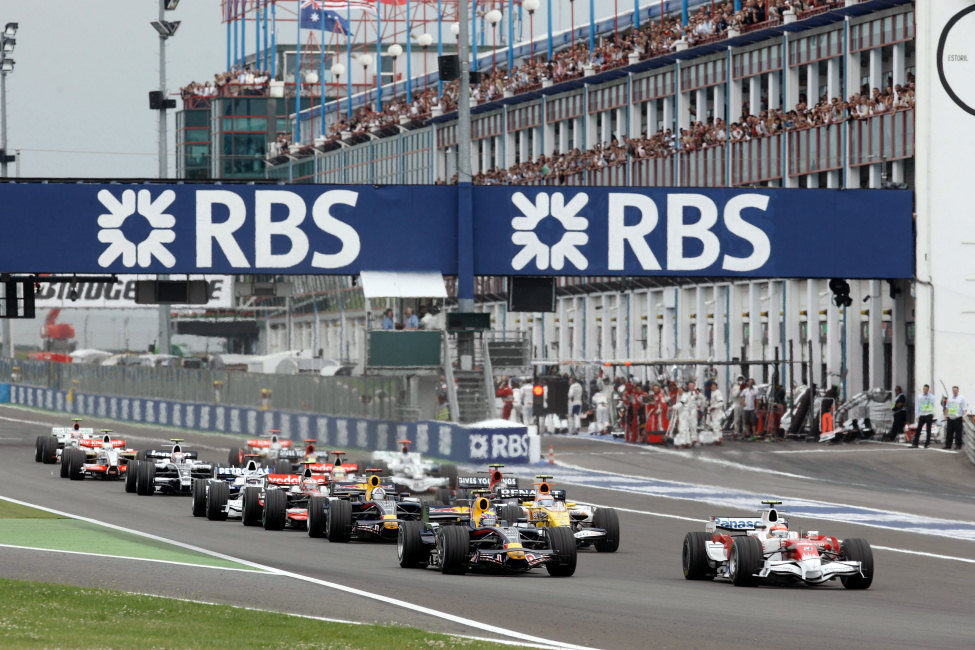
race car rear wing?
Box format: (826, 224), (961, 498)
(266, 473), (329, 486)
(144, 449), (199, 460)
(707, 517), (765, 533)
(80, 439), (127, 449)
(245, 439), (294, 449)
(302, 462), (358, 473)
(424, 504), (471, 524)
(457, 476), (518, 489)
(330, 479), (396, 494)
(498, 487), (567, 501)
(52, 427), (94, 436)
(214, 466), (270, 478)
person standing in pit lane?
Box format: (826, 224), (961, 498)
(943, 385), (968, 450)
(885, 385), (907, 442)
(913, 384), (936, 448)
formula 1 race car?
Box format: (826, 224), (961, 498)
(60, 430), (137, 481)
(227, 430), (305, 474)
(437, 464), (521, 504)
(125, 439), (215, 496)
(681, 500), (873, 588)
(494, 475), (620, 552)
(306, 473), (424, 542)
(371, 440), (458, 494)
(243, 469), (332, 531)
(396, 493), (577, 576)
(35, 418), (95, 464)
(301, 450), (365, 481)
(190, 459), (271, 521)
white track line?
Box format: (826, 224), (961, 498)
(584, 502), (975, 565)
(0, 543), (267, 573)
(0, 495), (589, 650)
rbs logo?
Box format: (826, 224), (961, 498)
(195, 189), (360, 269)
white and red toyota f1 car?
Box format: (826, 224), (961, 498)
(682, 500), (873, 588)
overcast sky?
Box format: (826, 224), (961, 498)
(2, 1), (225, 178)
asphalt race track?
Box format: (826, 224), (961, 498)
(3, 404), (975, 649)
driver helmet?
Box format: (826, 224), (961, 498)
(172, 452), (185, 464)
(480, 512), (498, 527)
(302, 477), (320, 492)
(536, 495), (556, 508)
(401, 445), (410, 455)
(372, 487), (387, 501)
(769, 523), (789, 538)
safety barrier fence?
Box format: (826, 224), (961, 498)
(964, 419), (975, 467)
(0, 359), (399, 421)
(2, 384), (533, 464)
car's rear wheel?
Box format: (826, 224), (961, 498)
(136, 450), (147, 461)
(125, 460), (139, 493)
(206, 480), (229, 521)
(398, 520), (427, 568)
(262, 489), (288, 531)
(545, 526), (577, 577)
(228, 447), (242, 467)
(593, 507), (620, 552)
(35, 436), (46, 462)
(729, 536), (763, 586)
(136, 460), (155, 496)
(191, 479), (207, 517)
(59, 448), (72, 478)
(682, 532), (715, 580)
(439, 463), (458, 488)
(439, 525), (469, 575)
(840, 538), (874, 589)
(307, 495), (327, 538)
(326, 499), (352, 543)
(41, 436), (59, 464)
(273, 459), (292, 475)
(498, 504), (523, 526)
(241, 486), (263, 526)
(67, 449), (85, 481)
(434, 487), (452, 505)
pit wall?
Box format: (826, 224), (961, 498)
(2, 384), (534, 464)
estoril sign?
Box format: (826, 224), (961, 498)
(0, 183), (913, 278)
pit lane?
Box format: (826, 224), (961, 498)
(2, 405), (974, 649)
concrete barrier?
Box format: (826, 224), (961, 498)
(6, 384), (531, 464)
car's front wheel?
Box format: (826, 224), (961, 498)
(729, 536), (763, 586)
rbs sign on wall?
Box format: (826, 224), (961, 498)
(0, 183), (913, 278)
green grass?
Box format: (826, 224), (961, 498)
(0, 579), (510, 649)
(0, 499), (64, 519)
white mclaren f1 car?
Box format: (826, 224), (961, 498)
(682, 500), (873, 588)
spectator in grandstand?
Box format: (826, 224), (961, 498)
(404, 307), (420, 330)
(913, 384), (936, 448)
(885, 385), (907, 442)
(382, 308), (395, 331)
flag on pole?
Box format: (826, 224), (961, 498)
(300, 0), (352, 32)
(314, 0), (377, 12)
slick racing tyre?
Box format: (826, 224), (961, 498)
(498, 504), (523, 526)
(241, 486), (263, 526)
(545, 526), (577, 577)
(593, 507), (621, 553)
(729, 536), (763, 586)
(67, 449), (86, 481)
(439, 463), (458, 488)
(439, 525), (469, 575)
(136, 459), (156, 496)
(191, 479), (207, 517)
(60, 448), (72, 478)
(840, 538), (874, 590)
(307, 496), (327, 538)
(206, 480), (229, 521)
(682, 532), (715, 580)
(35, 436), (45, 463)
(326, 499), (352, 543)
(41, 435), (59, 464)
(398, 520), (427, 568)
(125, 461), (139, 493)
(228, 447), (243, 467)
(262, 489), (288, 531)
(273, 459), (292, 475)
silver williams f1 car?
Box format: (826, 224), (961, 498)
(125, 439), (215, 496)
(682, 500), (873, 588)
(190, 459), (271, 521)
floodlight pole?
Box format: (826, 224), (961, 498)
(157, 0), (172, 356)
(457, 0), (474, 314)
(1, 39), (12, 358)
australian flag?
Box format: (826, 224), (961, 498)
(300, 1), (350, 34)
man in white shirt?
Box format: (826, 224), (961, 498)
(943, 385), (968, 450)
(567, 378), (583, 435)
(740, 378), (759, 438)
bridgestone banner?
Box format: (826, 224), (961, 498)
(32, 275), (233, 309)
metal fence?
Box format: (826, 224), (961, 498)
(964, 419), (975, 467)
(0, 359), (403, 420)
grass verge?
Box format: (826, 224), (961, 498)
(0, 578), (511, 649)
(0, 499), (64, 519)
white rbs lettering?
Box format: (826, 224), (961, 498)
(194, 189), (361, 269)
(604, 192), (771, 272)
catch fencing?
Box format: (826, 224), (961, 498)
(0, 359), (402, 421)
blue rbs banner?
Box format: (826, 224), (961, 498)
(0, 183), (913, 278)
